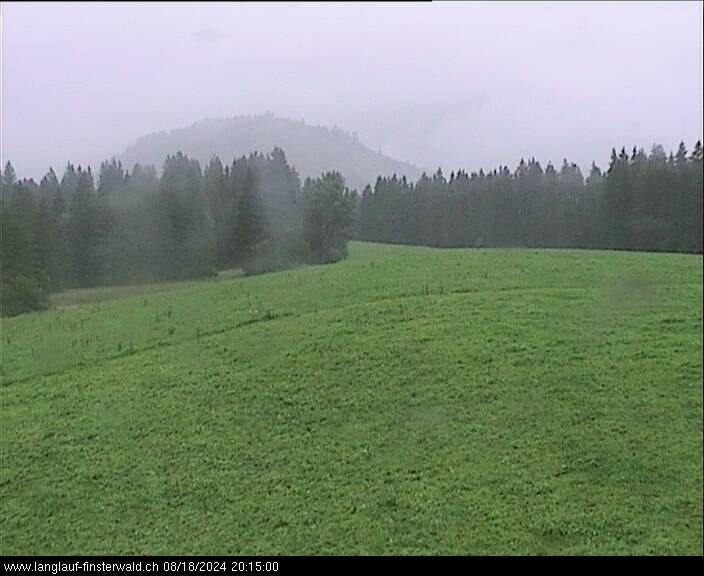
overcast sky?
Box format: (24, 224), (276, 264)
(2, 1), (702, 179)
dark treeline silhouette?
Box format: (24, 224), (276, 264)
(358, 142), (703, 254)
(2, 140), (702, 317)
(1, 148), (357, 316)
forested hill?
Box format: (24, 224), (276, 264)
(119, 114), (423, 191)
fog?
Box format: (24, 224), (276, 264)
(2, 1), (702, 179)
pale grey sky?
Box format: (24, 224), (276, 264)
(2, 1), (702, 179)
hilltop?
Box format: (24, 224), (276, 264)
(119, 114), (423, 190)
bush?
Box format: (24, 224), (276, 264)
(1, 275), (48, 317)
(241, 242), (296, 276)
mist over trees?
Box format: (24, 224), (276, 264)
(358, 142), (703, 254)
(1, 140), (701, 317)
(1, 148), (357, 316)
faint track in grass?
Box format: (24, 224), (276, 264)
(3, 281), (700, 388)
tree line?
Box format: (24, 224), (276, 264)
(1, 148), (357, 316)
(358, 142), (702, 254)
(2, 140), (702, 317)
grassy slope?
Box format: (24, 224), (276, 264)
(1, 243), (702, 555)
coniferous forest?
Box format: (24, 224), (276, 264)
(358, 142), (702, 254)
(1, 149), (356, 316)
(1, 141), (702, 317)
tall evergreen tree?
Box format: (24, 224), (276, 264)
(155, 152), (214, 280)
(232, 162), (267, 266)
(66, 168), (102, 287)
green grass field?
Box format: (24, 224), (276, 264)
(1, 242), (702, 555)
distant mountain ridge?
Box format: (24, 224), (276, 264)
(119, 113), (423, 191)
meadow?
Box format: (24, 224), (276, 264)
(1, 242), (702, 555)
